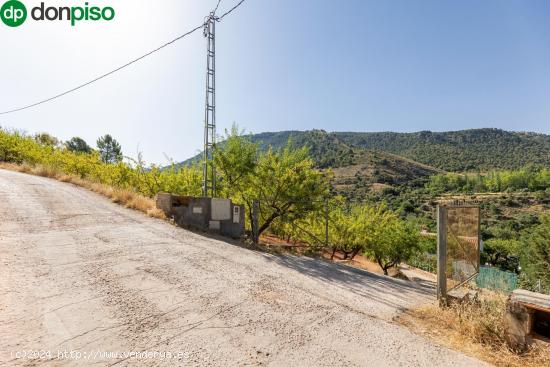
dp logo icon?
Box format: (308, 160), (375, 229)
(1, 0), (27, 27)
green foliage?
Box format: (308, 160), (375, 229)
(214, 129), (331, 236)
(0, 128), (202, 198)
(0, 129), (44, 164)
(409, 252), (437, 273)
(185, 128), (550, 172)
(97, 134), (122, 164)
(252, 145), (330, 235)
(2, 126), (546, 290)
(214, 125), (258, 197)
(325, 204), (363, 258)
(333, 128), (550, 171)
(360, 209), (421, 275)
(427, 167), (550, 193)
(34, 133), (60, 147)
(280, 200), (422, 274)
(481, 239), (520, 272)
(66, 137), (92, 154)
(519, 215), (550, 294)
(290, 130), (355, 168)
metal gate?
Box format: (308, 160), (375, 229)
(437, 203), (481, 302)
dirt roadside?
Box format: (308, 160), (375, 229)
(0, 169), (489, 366)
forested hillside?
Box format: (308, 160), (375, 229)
(180, 128), (550, 172)
(333, 129), (550, 171)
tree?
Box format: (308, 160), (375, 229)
(213, 130), (330, 237)
(481, 238), (520, 272)
(359, 206), (421, 275)
(34, 133), (59, 147)
(519, 215), (550, 294)
(97, 134), (122, 163)
(66, 137), (92, 154)
(325, 203), (363, 260)
(247, 144), (330, 236)
(213, 125), (258, 197)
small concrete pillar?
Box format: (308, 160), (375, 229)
(156, 193), (173, 215)
(504, 289), (550, 351)
(504, 300), (534, 350)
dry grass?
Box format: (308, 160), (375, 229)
(0, 162), (166, 220)
(397, 291), (550, 367)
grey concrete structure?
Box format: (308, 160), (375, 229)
(156, 193), (245, 239)
(504, 289), (550, 350)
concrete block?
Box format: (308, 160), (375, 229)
(504, 301), (534, 350)
(156, 192), (173, 214)
(511, 289), (550, 310)
(505, 289), (550, 350)
(211, 198), (231, 220)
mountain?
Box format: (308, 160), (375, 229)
(180, 128), (550, 172)
(332, 129), (550, 171)
(177, 129), (445, 197)
(330, 149), (443, 198)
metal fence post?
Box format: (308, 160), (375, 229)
(437, 205), (447, 305)
(252, 200), (259, 244)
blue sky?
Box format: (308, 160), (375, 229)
(1, 0), (549, 163)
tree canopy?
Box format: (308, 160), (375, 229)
(97, 134), (122, 164)
(66, 137), (92, 154)
(213, 126), (331, 237)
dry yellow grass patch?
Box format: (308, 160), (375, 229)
(397, 292), (550, 367)
(0, 162), (166, 220)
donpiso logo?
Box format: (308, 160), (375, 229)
(1, 1), (115, 27)
(1, 0), (27, 27)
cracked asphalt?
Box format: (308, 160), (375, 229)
(0, 169), (489, 366)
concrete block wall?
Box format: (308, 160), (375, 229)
(156, 193), (245, 239)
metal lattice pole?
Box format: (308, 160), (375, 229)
(203, 13), (217, 197)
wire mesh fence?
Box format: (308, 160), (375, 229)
(476, 266), (518, 293)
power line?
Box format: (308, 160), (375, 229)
(213, 0), (223, 14)
(219, 0), (246, 19)
(0, 25), (202, 115)
(0, 0), (247, 116)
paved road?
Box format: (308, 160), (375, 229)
(0, 169), (488, 367)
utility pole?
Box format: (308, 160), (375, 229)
(202, 12), (217, 197)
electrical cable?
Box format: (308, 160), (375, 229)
(213, 0), (223, 14)
(0, 25), (203, 115)
(218, 0), (246, 20)
(0, 0), (247, 115)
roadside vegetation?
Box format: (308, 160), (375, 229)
(1, 126), (549, 366)
(0, 126), (424, 275)
(1, 126), (548, 289)
(398, 292), (550, 367)
(427, 168), (550, 194)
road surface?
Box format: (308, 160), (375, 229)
(0, 169), (488, 366)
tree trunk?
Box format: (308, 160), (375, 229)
(376, 257), (386, 274)
(331, 247), (337, 260)
(350, 247), (361, 260)
(257, 212), (280, 237)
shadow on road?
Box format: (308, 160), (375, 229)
(258, 253), (435, 311)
